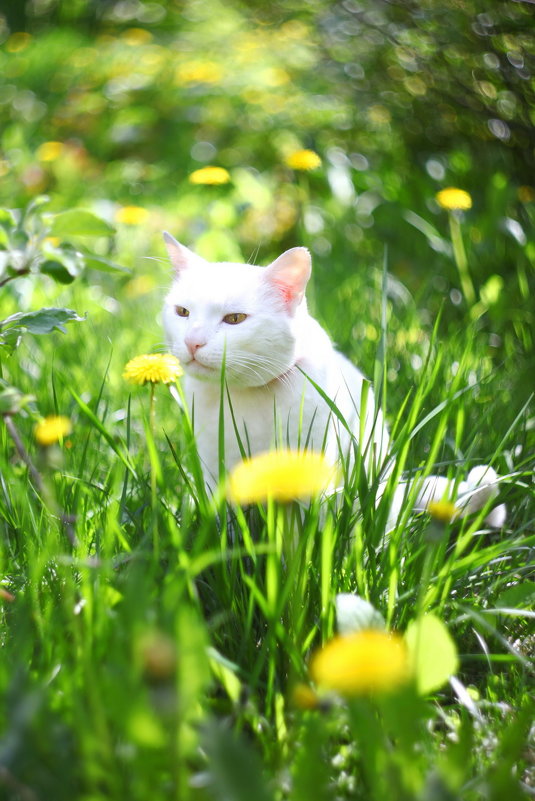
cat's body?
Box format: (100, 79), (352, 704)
(162, 235), (504, 524)
(162, 237), (388, 487)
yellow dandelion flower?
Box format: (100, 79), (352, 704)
(34, 415), (72, 446)
(227, 449), (335, 505)
(123, 354), (183, 385)
(518, 185), (535, 203)
(175, 60), (223, 85)
(188, 166), (231, 186)
(115, 206), (150, 225)
(124, 275), (156, 299)
(367, 104), (392, 125)
(435, 188), (472, 211)
(121, 28), (153, 46)
(285, 149), (322, 171)
(310, 629), (410, 696)
(427, 499), (458, 523)
(290, 683), (319, 710)
(44, 236), (61, 247)
(6, 32), (32, 53)
(136, 630), (176, 681)
(36, 141), (64, 162)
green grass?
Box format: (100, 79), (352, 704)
(1, 234), (533, 799)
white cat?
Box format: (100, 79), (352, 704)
(162, 234), (504, 525)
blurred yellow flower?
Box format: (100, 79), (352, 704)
(123, 354), (183, 385)
(44, 236), (61, 248)
(310, 630), (410, 696)
(290, 683), (319, 710)
(518, 185), (535, 203)
(124, 275), (156, 299)
(367, 104), (392, 125)
(427, 499), (457, 522)
(34, 415), (72, 446)
(121, 28), (153, 46)
(279, 20), (310, 40)
(6, 33), (32, 53)
(136, 629), (176, 681)
(261, 67), (290, 87)
(435, 188), (472, 211)
(115, 206), (150, 225)
(227, 449), (335, 504)
(285, 149), (322, 171)
(188, 166), (231, 185)
(36, 141), (64, 162)
(175, 61), (223, 85)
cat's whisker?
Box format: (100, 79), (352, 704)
(227, 354), (294, 384)
(246, 245), (262, 266)
(142, 256), (169, 265)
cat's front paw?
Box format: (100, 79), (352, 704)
(457, 464), (505, 525)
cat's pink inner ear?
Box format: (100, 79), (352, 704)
(163, 232), (200, 274)
(265, 247), (311, 310)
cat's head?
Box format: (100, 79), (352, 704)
(162, 233), (311, 387)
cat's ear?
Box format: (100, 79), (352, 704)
(264, 247), (311, 312)
(163, 232), (203, 274)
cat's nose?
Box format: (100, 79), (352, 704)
(187, 342), (201, 357)
(185, 335), (206, 357)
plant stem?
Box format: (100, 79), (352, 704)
(149, 382), (155, 438)
(448, 212), (476, 305)
(3, 415), (43, 492)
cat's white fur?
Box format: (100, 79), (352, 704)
(162, 235), (504, 525)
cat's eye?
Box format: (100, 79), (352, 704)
(175, 305), (190, 318)
(223, 312), (247, 325)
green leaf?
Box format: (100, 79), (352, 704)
(0, 208), (16, 229)
(202, 720), (275, 801)
(41, 243), (85, 283)
(1, 308), (85, 336)
(405, 614), (459, 695)
(496, 581), (535, 610)
(40, 260), (76, 284)
(335, 593), (386, 634)
(0, 327), (22, 353)
(48, 209), (115, 237)
(81, 251), (131, 274)
(22, 194), (50, 220)
(208, 646), (242, 703)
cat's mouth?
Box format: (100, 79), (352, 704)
(186, 356), (215, 374)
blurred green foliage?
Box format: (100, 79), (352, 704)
(0, 0), (533, 389)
